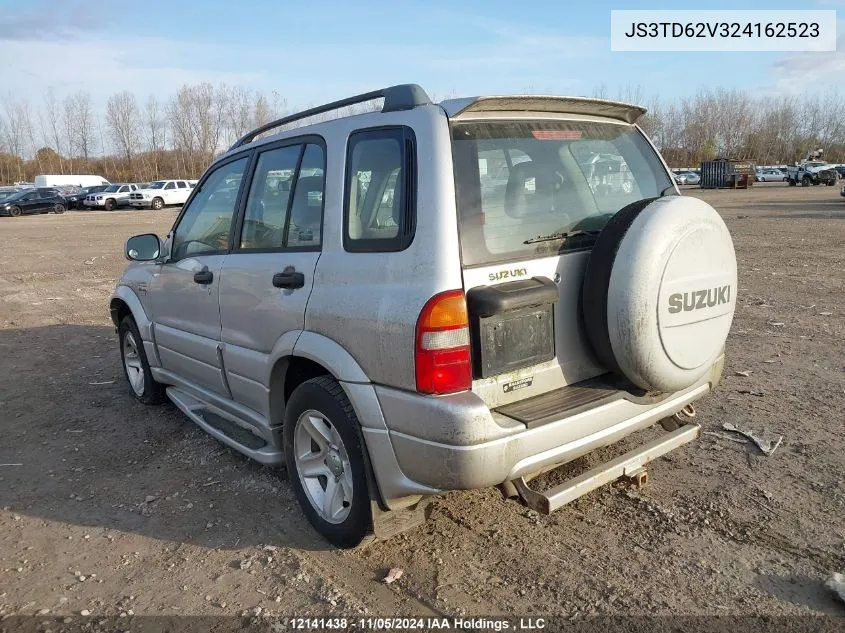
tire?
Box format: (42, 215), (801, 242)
(582, 196), (736, 392)
(788, 178), (796, 186)
(582, 198), (656, 378)
(118, 316), (166, 405)
(802, 177), (811, 187)
(104, 198), (115, 211)
(8, 205), (21, 217)
(151, 197), (164, 210)
(53, 203), (66, 214)
(283, 376), (372, 548)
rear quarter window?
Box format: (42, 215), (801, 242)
(343, 127), (416, 252)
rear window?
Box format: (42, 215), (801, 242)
(452, 120), (674, 267)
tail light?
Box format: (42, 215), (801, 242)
(415, 290), (472, 394)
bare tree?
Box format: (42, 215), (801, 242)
(40, 87), (65, 173)
(144, 95), (165, 179)
(1, 94), (31, 180)
(63, 90), (94, 168)
(105, 91), (141, 177)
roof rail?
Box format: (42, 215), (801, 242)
(228, 83), (431, 151)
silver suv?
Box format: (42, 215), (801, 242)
(111, 84), (737, 548)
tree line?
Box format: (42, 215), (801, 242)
(2, 83), (845, 184)
(0, 84), (288, 185)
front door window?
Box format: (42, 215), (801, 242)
(171, 157), (248, 261)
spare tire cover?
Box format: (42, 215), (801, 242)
(582, 196), (737, 392)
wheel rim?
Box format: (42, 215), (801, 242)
(10, 206), (20, 216)
(293, 409), (353, 524)
(122, 331), (145, 396)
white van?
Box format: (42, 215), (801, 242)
(34, 175), (110, 188)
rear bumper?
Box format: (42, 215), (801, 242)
(376, 357), (723, 491)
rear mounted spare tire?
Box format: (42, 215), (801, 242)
(582, 196), (737, 393)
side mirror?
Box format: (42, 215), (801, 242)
(125, 233), (162, 262)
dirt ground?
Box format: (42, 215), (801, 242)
(0, 183), (843, 623)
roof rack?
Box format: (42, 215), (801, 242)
(228, 83), (431, 151)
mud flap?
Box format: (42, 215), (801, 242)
(371, 498), (432, 540)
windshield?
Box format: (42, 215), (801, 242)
(3, 190), (27, 201)
(102, 185), (120, 193)
(147, 181), (166, 189)
(452, 120), (674, 267)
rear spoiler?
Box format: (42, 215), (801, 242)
(440, 96), (647, 125)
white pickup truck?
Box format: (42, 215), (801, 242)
(128, 179), (194, 210)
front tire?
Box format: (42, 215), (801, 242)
(104, 198), (115, 211)
(53, 203), (66, 214)
(8, 205), (21, 217)
(118, 316), (165, 405)
(151, 197), (164, 210)
(283, 376), (372, 548)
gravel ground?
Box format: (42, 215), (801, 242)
(0, 184), (843, 623)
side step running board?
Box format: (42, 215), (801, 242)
(512, 423), (701, 514)
(167, 387), (284, 466)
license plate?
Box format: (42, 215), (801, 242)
(476, 306), (555, 378)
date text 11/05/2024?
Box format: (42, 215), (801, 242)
(287, 617), (547, 630)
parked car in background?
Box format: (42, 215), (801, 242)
(128, 179), (193, 209)
(675, 171), (700, 185)
(83, 183), (140, 210)
(756, 169), (787, 182)
(835, 165), (845, 179)
(34, 174), (110, 188)
(57, 185), (85, 209)
(0, 186), (20, 201)
(0, 187), (67, 217)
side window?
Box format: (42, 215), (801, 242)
(171, 157), (248, 260)
(177, 181), (187, 189)
(239, 145), (301, 250)
(286, 144), (325, 249)
(164, 182), (175, 190)
(118, 186), (128, 193)
(344, 127), (414, 252)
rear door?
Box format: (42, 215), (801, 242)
(451, 118), (674, 407)
(148, 155), (251, 396)
(161, 181), (177, 204)
(175, 181), (191, 204)
(217, 140), (325, 417)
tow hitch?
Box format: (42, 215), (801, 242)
(510, 423), (701, 514)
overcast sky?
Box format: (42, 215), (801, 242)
(0, 0), (842, 112)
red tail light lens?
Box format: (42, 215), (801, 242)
(415, 290), (472, 394)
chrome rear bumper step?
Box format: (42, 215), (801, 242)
(512, 423), (701, 514)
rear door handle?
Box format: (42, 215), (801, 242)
(272, 271), (305, 289)
(193, 268), (213, 284)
